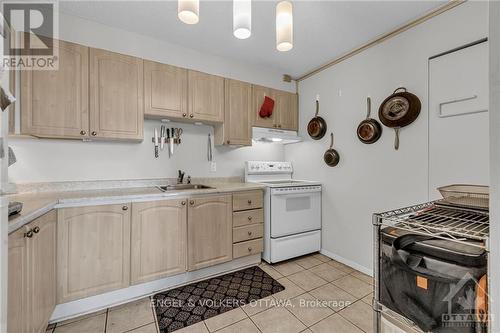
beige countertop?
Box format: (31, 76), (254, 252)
(7, 182), (265, 234)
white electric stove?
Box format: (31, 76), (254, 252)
(244, 161), (322, 263)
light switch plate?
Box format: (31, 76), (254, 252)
(210, 161), (216, 172)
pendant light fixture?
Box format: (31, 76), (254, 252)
(178, 0), (199, 25)
(233, 0), (252, 39)
(276, 1), (293, 52)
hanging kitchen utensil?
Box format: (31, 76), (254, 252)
(324, 133), (340, 167)
(153, 128), (159, 158)
(357, 97), (382, 144)
(307, 100), (327, 140)
(207, 133), (213, 162)
(160, 125), (165, 150)
(170, 127), (175, 156)
(378, 87), (421, 150)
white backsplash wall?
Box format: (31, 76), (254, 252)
(9, 120), (284, 183)
(285, 1), (489, 273)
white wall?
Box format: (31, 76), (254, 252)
(285, 2), (489, 272)
(8, 13), (291, 184)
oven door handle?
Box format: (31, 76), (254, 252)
(271, 189), (322, 196)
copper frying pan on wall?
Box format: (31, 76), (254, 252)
(308, 100), (327, 140)
(357, 97), (382, 144)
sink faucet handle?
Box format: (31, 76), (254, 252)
(187, 175), (191, 184)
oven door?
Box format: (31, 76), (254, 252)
(270, 186), (321, 238)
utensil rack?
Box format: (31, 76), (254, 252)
(372, 200), (490, 332)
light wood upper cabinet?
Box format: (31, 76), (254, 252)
(57, 203), (131, 303)
(252, 85), (276, 128)
(276, 91), (298, 130)
(8, 210), (57, 333)
(90, 48), (144, 140)
(131, 199), (187, 284)
(187, 194), (232, 271)
(188, 70), (224, 123)
(21, 39), (89, 139)
(214, 79), (252, 146)
(144, 60), (188, 119)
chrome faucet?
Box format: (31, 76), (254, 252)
(177, 170), (185, 184)
(186, 175), (191, 184)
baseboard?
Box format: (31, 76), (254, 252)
(50, 254), (261, 323)
(320, 248), (373, 276)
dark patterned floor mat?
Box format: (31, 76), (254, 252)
(152, 266), (285, 332)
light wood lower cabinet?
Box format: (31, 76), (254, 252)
(131, 199), (187, 284)
(8, 210), (57, 333)
(187, 195), (232, 271)
(57, 203), (131, 303)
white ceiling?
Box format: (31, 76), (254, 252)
(59, 1), (444, 78)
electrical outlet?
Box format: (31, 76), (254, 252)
(210, 161), (217, 172)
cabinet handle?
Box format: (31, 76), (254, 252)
(181, 201), (186, 206)
(248, 231), (253, 236)
(91, 131), (97, 136)
(247, 200), (252, 205)
(122, 206), (128, 211)
(248, 247), (253, 252)
(190, 200), (195, 206)
(248, 216), (252, 221)
(189, 114), (194, 118)
(227, 140), (230, 144)
(24, 230), (33, 238)
(182, 113), (187, 118)
(80, 130), (87, 136)
(33, 226), (40, 234)
(278, 124), (282, 128)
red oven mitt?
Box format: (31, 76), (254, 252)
(259, 96), (275, 118)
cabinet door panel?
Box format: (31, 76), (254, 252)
(278, 92), (298, 131)
(188, 70), (224, 122)
(21, 39), (89, 138)
(131, 200), (187, 284)
(8, 227), (27, 333)
(144, 60), (188, 119)
(28, 211), (57, 333)
(90, 48), (143, 140)
(57, 204), (131, 303)
(218, 79), (252, 145)
(188, 195), (232, 271)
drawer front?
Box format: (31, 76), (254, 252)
(233, 209), (264, 227)
(233, 190), (263, 211)
(233, 238), (263, 258)
(233, 224), (263, 243)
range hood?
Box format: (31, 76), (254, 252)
(252, 127), (302, 144)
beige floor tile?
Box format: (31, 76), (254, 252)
(293, 256), (323, 269)
(215, 318), (260, 333)
(287, 270), (328, 291)
(308, 283), (357, 311)
(127, 323), (157, 333)
(272, 261), (304, 276)
(242, 296), (276, 316)
(351, 271), (374, 285)
(107, 298), (155, 333)
(327, 260), (355, 274)
(204, 308), (247, 332)
(310, 313), (363, 333)
(286, 293), (334, 327)
(332, 275), (373, 299)
(273, 277), (306, 300)
(56, 309), (107, 327)
(259, 263), (284, 280)
(309, 263), (348, 282)
(339, 301), (374, 333)
(176, 322), (209, 333)
(53, 313), (106, 333)
(311, 253), (332, 263)
(251, 306), (306, 333)
(362, 293), (373, 305)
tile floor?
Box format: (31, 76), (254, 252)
(46, 253), (374, 333)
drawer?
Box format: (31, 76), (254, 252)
(233, 190), (263, 211)
(233, 209), (264, 227)
(233, 238), (263, 258)
(233, 224), (263, 243)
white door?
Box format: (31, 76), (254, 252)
(270, 186), (321, 237)
(428, 40), (489, 199)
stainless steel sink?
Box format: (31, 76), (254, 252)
(157, 184), (213, 192)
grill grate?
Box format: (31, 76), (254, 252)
(376, 201), (489, 248)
